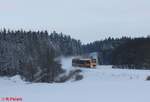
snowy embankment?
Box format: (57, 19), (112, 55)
(0, 57), (150, 102)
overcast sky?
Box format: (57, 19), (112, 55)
(0, 0), (150, 43)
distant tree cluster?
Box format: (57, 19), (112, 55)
(0, 29), (64, 82)
(83, 36), (150, 69)
(112, 37), (150, 69)
(0, 29), (84, 82)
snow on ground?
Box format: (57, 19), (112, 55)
(81, 65), (150, 81)
(1, 58), (150, 102)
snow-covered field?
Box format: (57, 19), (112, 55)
(0, 57), (150, 102)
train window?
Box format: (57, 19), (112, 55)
(86, 61), (90, 64)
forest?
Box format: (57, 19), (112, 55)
(0, 29), (82, 82)
(0, 29), (150, 82)
(83, 36), (150, 69)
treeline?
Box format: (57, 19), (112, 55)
(1, 28), (150, 81)
(83, 36), (150, 69)
(112, 37), (150, 69)
(0, 29), (82, 82)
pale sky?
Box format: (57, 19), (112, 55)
(0, 0), (150, 43)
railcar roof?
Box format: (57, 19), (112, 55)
(79, 59), (92, 61)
